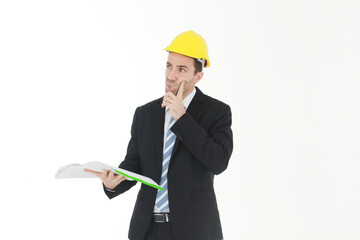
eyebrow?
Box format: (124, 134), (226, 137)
(166, 62), (189, 69)
(177, 65), (189, 69)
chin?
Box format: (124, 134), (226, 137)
(166, 87), (177, 95)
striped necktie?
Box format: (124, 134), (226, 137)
(155, 116), (176, 212)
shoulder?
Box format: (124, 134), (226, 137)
(138, 97), (162, 109)
(204, 93), (230, 110)
(132, 97), (163, 117)
(196, 88), (231, 114)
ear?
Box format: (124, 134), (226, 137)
(194, 71), (203, 85)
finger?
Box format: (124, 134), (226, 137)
(161, 101), (172, 110)
(109, 170), (116, 178)
(84, 168), (102, 178)
(164, 92), (176, 100)
(176, 81), (185, 99)
(102, 169), (110, 178)
(162, 98), (172, 105)
(120, 175), (127, 182)
(162, 95), (174, 108)
(84, 168), (102, 174)
(114, 174), (124, 181)
(118, 175), (127, 183)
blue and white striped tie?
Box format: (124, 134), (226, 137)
(155, 116), (176, 212)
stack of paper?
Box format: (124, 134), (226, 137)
(55, 161), (162, 191)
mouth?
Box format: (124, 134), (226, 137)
(166, 84), (178, 95)
(166, 80), (175, 87)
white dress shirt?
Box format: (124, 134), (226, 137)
(153, 87), (197, 213)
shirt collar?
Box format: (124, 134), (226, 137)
(166, 87), (197, 112)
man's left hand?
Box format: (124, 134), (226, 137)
(162, 81), (186, 121)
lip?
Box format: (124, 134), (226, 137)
(167, 81), (175, 87)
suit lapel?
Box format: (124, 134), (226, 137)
(185, 87), (204, 117)
(153, 98), (165, 184)
(169, 87), (205, 168)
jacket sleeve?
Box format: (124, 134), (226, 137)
(170, 104), (233, 175)
(104, 107), (141, 199)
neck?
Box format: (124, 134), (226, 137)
(182, 86), (195, 99)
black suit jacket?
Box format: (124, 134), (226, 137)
(104, 87), (233, 240)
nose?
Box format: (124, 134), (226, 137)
(167, 68), (177, 82)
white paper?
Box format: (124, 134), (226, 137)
(55, 161), (161, 190)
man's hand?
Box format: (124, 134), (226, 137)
(162, 81), (186, 121)
(84, 168), (127, 190)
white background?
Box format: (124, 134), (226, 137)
(0, 0), (359, 239)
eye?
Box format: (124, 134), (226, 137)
(179, 68), (186, 73)
(166, 64), (172, 69)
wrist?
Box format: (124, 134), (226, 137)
(175, 111), (186, 121)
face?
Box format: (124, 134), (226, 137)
(165, 52), (203, 98)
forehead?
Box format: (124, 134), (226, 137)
(167, 52), (195, 69)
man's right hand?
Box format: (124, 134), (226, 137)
(84, 168), (127, 190)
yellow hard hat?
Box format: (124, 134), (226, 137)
(164, 30), (210, 68)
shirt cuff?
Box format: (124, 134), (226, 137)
(104, 187), (116, 193)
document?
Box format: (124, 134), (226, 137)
(55, 161), (162, 191)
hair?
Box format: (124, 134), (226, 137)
(193, 58), (203, 75)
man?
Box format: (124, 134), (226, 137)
(85, 30), (233, 240)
